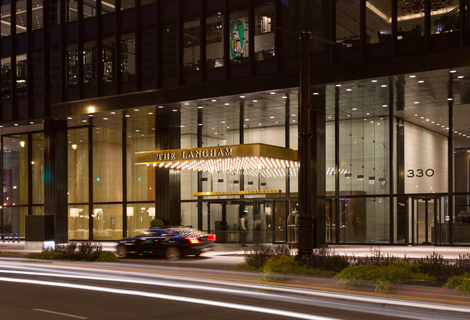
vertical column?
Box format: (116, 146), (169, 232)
(311, 86), (326, 248)
(135, 0), (142, 90)
(59, 0), (66, 102)
(200, 0), (206, 82)
(395, 75), (406, 244)
(359, 0), (366, 59)
(391, 0), (397, 56)
(27, 133), (32, 216)
(115, 0), (122, 93)
(10, 0), (17, 119)
(197, 105), (203, 230)
(78, 0), (84, 98)
(223, 0), (230, 80)
(424, 0), (431, 51)
(122, 116), (127, 237)
(460, 0), (466, 46)
(44, 119), (68, 243)
(27, 0), (33, 118)
(96, 0), (103, 97)
(177, 0), (184, 85)
(448, 74), (454, 245)
(88, 119), (94, 240)
(285, 93), (290, 197)
(334, 87), (340, 244)
(156, 0), (162, 88)
(154, 111), (181, 225)
(248, 0), (255, 76)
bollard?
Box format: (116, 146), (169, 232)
(17, 234), (20, 243)
(1, 234), (3, 243)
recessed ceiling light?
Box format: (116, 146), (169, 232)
(282, 96), (288, 99)
(347, 114), (350, 117)
(458, 76), (464, 79)
(410, 75), (416, 78)
(352, 108), (357, 111)
(418, 80), (424, 83)
(82, 120), (87, 123)
(336, 84), (341, 87)
(67, 117), (72, 120)
(240, 96), (245, 98)
(346, 88), (352, 91)
(184, 103), (189, 105)
(270, 116), (275, 119)
(103, 118), (108, 120)
(158, 106), (163, 108)
(245, 119), (250, 121)
(211, 99), (217, 102)
(270, 92), (275, 95)
(382, 105), (387, 107)
(125, 114), (130, 117)
(292, 114), (296, 117)
(381, 85), (387, 87)
(313, 92), (319, 95)
(221, 121), (225, 123)
(253, 100), (258, 102)
(414, 114), (418, 116)
(181, 125), (184, 128)
(224, 103), (230, 105)
(111, 111), (116, 114)
(450, 70), (457, 73)
(366, 113), (370, 115)
(172, 109), (178, 112)
(414, 101), (419, 104)
(371, 80), (377, 82)
(448, 98), (453, 101)
(148, 112), (153, 115)
(134, 109), (139, 111)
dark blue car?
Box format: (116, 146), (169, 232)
(116, 227), (214, 260)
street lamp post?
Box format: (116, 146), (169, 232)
(296, 0), (313, 261)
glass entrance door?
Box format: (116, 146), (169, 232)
(412, 197), (435, 245)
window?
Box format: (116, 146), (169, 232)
(1, 1), (11, 36)
(121, 33), (135, 82)
(67, 0), (78, 22)
(367, 0), (392, 44)
(66, 45), (78, 89)
(102, 37), (115, 84)
(1, 57), (11, 99)
(16, 0), (27, 34)
(230, 7), (249, 64)
(206, 12), (224, 68)
(162, 23), (177, 76)
(16, 54), (27, 97)
(336, 0), (361, 48)
(183, 17), (200, 72)
(254, 1), (274, 61)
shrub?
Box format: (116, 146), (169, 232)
(263, 255), (311, 276)
(335, 260), (423, 292)
(25, 242), (108, 262)
(244, 245), (291, 269)
(444, 273), (470, 296)
(231, 262), (260, 272)
(96, 251), (119, 262)
(308, 245), (350, 273)
(150, 219), (164, 228)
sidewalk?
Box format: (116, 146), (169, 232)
(1, 241), (469, 260)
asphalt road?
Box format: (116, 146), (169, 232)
(0, 259), (469, 320)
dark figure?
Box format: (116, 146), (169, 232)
(239, 210), (248, 247)
(253, 214), (261, 245)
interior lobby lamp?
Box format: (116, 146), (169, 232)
(72, 144), (78, 150)
(20, 141), (25, 147)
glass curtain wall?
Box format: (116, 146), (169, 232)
(16, 0), (27, 34)
(254, 1), (274, 61)
(336, 0), (361, 47)
(397, 1), (424, 39)
(1, 1), (11, 37)
(121, 33), (135, 83)
(367, 0), (392, 44)
(16, 54), (27, 97)
(230, 6), (249, 64)
(183, 17), (201, 72)
(1, 57), (11, 99)
(206, 12), (224, 68)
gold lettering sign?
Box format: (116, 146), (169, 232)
(135, 143), (298, 165)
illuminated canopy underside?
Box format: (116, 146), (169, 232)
(135, 143), (298, 173)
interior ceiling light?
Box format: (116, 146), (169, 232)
(418, 80), (424, 83)
(410, 75), (416, 78)
(458, 76), (464, 79)
(450, 70), (457, 73)
(346, 89), (352, 91)
(145, 157), (300, 173)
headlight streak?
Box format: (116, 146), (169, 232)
(0, 266), (469, 316)
(0, 276), (337, 320)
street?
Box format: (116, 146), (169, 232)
(0, 258), (469, 320)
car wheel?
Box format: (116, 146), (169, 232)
(116, 245), (128, 259)
(166, 247), (180, 261)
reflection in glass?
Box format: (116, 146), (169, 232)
(397, 1), (424, 39)
(336, 0), (361, 48)
(66, 45), (78, 89)
(2, 207), (27, 237)
(367, 0), (392, 44)
(102, 0), (115, 15)
(183, 17), (200, 73)
(121, 0), (134, 10)
(93, 127), (122, 202)
(92, 204), (122, 240)
(127, 204), (155, 237)
(1, 1), (11, 36)
(83, 41), (97, 87)
(102, 37), (115, 84)
(69, 205), (89, 240)
(68, 128), (89, 203)
(127, 128), (155, 202)
(3, 135), (28, 206)
(1, 57), (11, 99)
(32, 133), (44, 204)
(274, 201), (287, 242)
(206, 12), (224, 68)
(16, 54), (27, 97)
(67, 0), (78, 22)
(121, 33), (135, 82)
(16, 0), (27, 34)
(84, 0), (98, 18)
(254, 2), (274, 61)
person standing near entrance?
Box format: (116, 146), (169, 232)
(239, 210), (248, 247)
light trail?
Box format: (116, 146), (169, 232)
(0, 276), (338, 320)
(0, 266), (469, 315)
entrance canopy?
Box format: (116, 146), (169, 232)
(135, 143), (298, 172)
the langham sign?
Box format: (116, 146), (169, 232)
(135, 143), (298, 165)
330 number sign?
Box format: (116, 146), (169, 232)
(407, 169), (434, 178)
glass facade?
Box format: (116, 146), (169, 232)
(0, 1), (470, 247)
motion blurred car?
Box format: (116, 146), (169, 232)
(116, 227), (215, 260)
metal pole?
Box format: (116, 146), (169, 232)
(296, 0), (313, 261)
